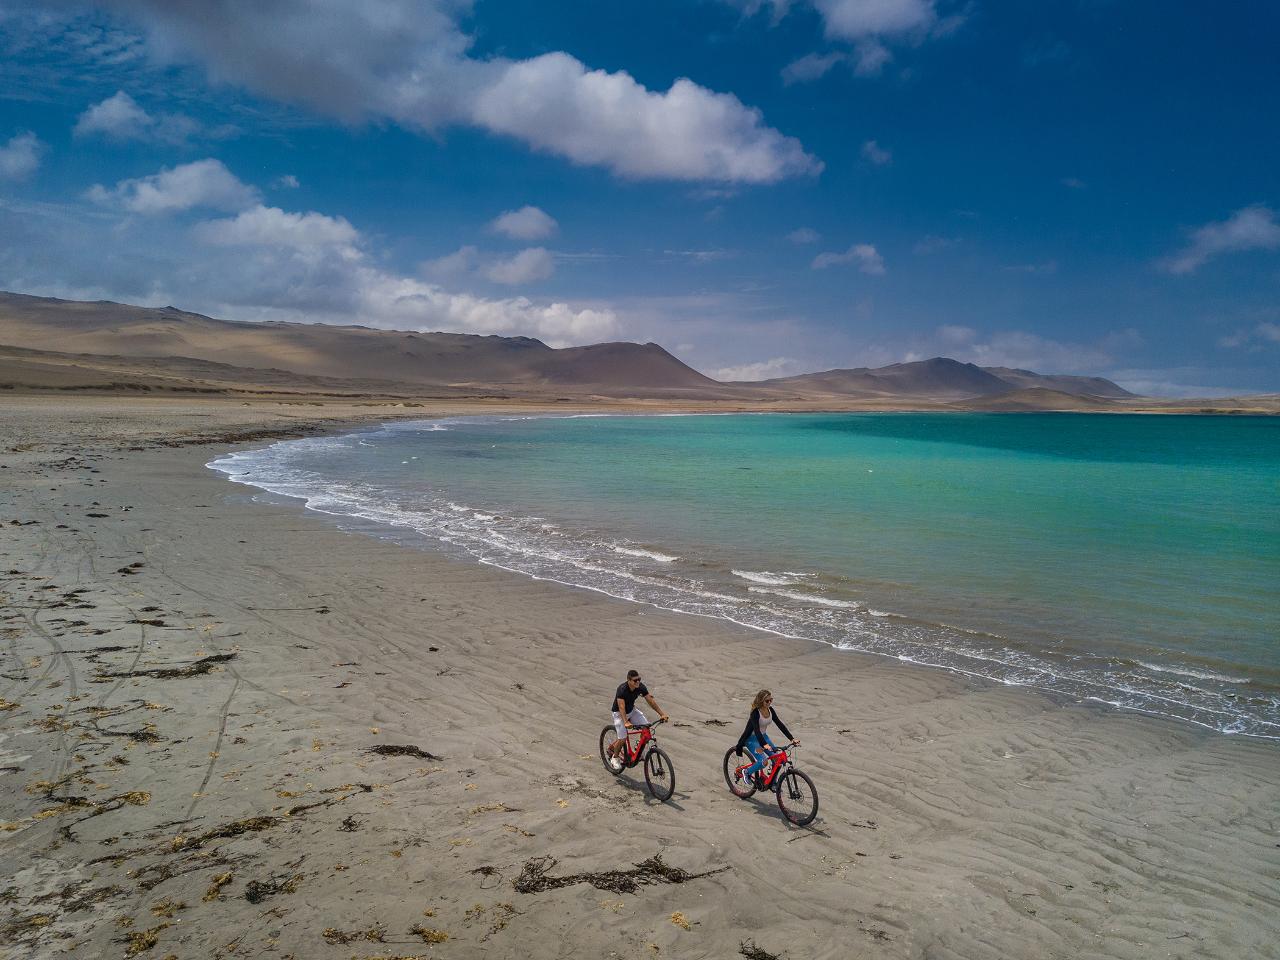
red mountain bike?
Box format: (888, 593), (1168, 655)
(722, 742), (818, 826)
(599, 718), (675, 801)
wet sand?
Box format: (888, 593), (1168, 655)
(2, 396), (1278, 960)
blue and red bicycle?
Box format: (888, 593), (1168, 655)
(722, 742), (818, 826)
(599, 718), (675, 801)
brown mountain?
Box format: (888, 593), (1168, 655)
(1, 291), (1149, 406)
(0, 291), (719, 395)
(749, 356), (1133, 400)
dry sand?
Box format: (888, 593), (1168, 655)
(2, 396), (1278, 960)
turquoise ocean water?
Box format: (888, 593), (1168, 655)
(210, 413), (1280, 738)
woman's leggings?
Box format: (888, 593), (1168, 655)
(743, 734), (773, 779)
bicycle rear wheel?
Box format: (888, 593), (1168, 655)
(775, 768), (818, 826)
(599, 726), (624, 776)
(722, 747), (757, 798)
(644, 746), (675, 801)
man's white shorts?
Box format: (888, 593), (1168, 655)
(612, 708), (648, 739)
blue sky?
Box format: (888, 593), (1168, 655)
(1, 1), (1277, 395)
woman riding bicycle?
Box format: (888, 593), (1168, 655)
(733, 689), (799, 788)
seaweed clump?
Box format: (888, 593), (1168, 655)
(513, 854), (729, 896)
(94, 652), (237, 681)
(740, 939), (783, 960)
(366, 744), (442, 761)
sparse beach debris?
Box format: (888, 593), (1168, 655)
(202, 871), (233, 902)
(121, 922), (169, 956)
(702, 719), (729, 726)
(670, 912), (691, 930)
(367, 743), (442, 761)
(244, 872), (303, 904)
(322, 925), (386, 944)
(410, 923), (450, 943)
(513, 854), (730, 895)
(93, 652), (237, 681)
(740, 939), (783, 959)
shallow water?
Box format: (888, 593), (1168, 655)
(210, 412), (1280, 739)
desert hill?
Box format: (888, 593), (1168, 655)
(748, 356), (1133, 401)
(0, 292), (720, 395)
(8, 290), (1270, 412)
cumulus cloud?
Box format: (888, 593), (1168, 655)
(485, 247), (555, 285)
(185, 204), (612, 343)
(490, 205), (557, 240)
(712, 357), (801, 381)
(812, 243), (885, 273)
(73, 90), (204, 144)
(74, 91), (150, 139)
(1159, 205), (1280, 275)
(0, 131), (45, 180)
(87, 158), (260, 214)
(861, 139), (892, 165)
(787, 227), (820, 244)
(194, 204), (360, 255)
(71, 1), (819, 183)
(273, 174), (300, 189)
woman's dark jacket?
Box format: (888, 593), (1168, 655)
(734, 708), (793, 755)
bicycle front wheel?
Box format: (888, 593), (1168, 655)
(776, 768), (818, 826)
(722, 747), (757, 798)
(599, 726), (624, 776)
(644, 746), (675, 801)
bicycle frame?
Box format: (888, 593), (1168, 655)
(618, 724), (657, 765)
(734, 743), (795, 788)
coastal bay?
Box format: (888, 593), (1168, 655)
(2, 396), (1278, 959)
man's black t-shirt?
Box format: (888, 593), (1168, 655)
(611, 681), (649, 714)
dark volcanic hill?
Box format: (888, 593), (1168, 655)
(0, 291), (718, 394)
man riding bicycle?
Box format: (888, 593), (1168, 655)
(606, 669), (669, 767)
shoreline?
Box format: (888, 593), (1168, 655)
(211, 410), (1279, 743)
(2, 396), (1278, 959)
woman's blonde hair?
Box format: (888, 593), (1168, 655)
(751, 689), (772, 711)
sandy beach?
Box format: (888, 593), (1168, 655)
(2, 396), (1278, 960)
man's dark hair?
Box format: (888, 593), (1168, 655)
(627, 669), (641, 679)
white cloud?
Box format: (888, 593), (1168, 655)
(812, 243), (885, 273)
(1219, 321), (1280, 350)
(485, 247), (555, 285)
(1159, 205), (1280, 275)
(787, 227), (820, 244)
(77, 1), (819, 184)
(421, 245), (479, 279)
(0, 131), (45, 180)
(88, 158), (260, 214)
(852, 39), (893, 75)
(73, 90), (204, 144)
(712, 357), (801, 381)
(183, 203), (612, 344)
(813, 0), (937, 39)
(194, 204), (360, 256)
(470, 53), (819, 182)
(861, 139), (892, 165)
(781, 52), (844, 85)
(490, 205), (557, 240)
(273, 174), (300, 189)
(74, 91), (150, 140)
